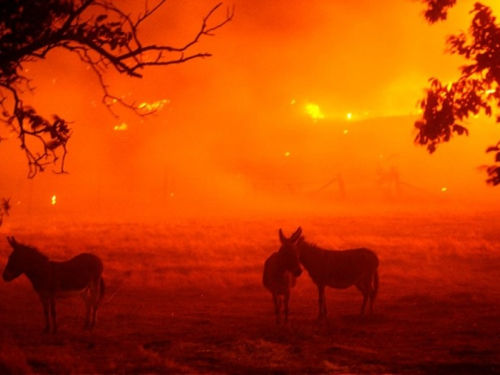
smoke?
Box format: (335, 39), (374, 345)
(1, 0), (500, 223)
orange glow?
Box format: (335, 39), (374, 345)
(1, 0), (500, 222)
(2, 4), (500, 372)
(305, 103), (324, 121)
(114, 123), (128, 131)
(137, 99), (170, 114)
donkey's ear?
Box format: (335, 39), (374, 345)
(279, 228), (286, 243)
(291, 227), (302, 242)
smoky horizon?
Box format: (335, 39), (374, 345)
(1, 0), (500, 222)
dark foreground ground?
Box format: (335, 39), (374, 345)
(0, 212), (499, 374)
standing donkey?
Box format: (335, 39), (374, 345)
(263, 227), (303, 324)
(294, 230), (379, 319)
(2, 236), (105, 334)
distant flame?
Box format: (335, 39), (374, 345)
(137, 99), (170, 113)
(305, 103), (324, 121)
(114, 122), (128, 131)
(51, 195), (57, 205)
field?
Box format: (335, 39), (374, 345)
(1, 210), (500, 374)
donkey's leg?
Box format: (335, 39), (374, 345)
(369, 270), (379, 314)
(356, 280), (370, 315)
(317, 285), (327, 320)
(90, 303), (97, 329)
(40, 297), (51, 334)
(284, 291), (290, 324)
(368, 292), (375, 314)
(91, 277), (105, 329)
(272, 294), (281, 325)
(81, 289), (92, 330)
(50, 298), (58, 334)
(360, 291), (368, 315)
(322, 287), (328, 318)
(90, 284), (100, 329)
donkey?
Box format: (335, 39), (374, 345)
(263, 227), (303, 324)
(3, 236), (105, 334)
(294, 231), (379, 319)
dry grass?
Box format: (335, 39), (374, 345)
(1, 211), (499, 374)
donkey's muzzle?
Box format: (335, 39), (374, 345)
(293, 268), (303, 277)
(2, 269), (16, 282)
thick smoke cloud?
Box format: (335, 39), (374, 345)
(1, 0), (499, 222)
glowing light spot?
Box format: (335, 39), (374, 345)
(290, 99), (296, 105)
(441, 187), (447, 192)
(114, 122), (128, 131)
(285, 151), (291, 157)
(137, 99), (170, 113)
(51, 195), (57, 205)
(347, 113), (352, 120)
(305, 103), (324, 121)
(343, 129), (349, 135)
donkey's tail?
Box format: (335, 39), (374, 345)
(101, 271), (132, 307)
(372, 269), (379, 301)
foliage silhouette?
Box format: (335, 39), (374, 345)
(416, 1), (500, 185)
(0, 198), (10, 227)
(0, 0), (232, 178)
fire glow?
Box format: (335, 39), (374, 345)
(1, 0), (498, 223)
(305, 103), (325, 121)
(137, 99), (170, 114)
(114, 123), (128, 131)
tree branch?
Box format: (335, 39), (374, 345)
(0, 0), (233, 178)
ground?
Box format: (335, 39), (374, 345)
(0, 211), (499, 374)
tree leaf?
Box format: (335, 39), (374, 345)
(453, 124), (469, 136)
(96, 14), (108, 23)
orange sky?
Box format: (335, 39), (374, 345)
(1, 0), (500, 221)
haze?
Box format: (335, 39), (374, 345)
(1, 0), (500, 223)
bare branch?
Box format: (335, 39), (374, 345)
(0, 0), (232, 178)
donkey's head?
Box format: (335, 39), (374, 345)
(278, 227), (303, 277)
(3, 236), (26, 281)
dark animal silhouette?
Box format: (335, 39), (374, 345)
(3, 236), (105, 334)
(295, 232), (379, 319)
(263, 227), (303, 324)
